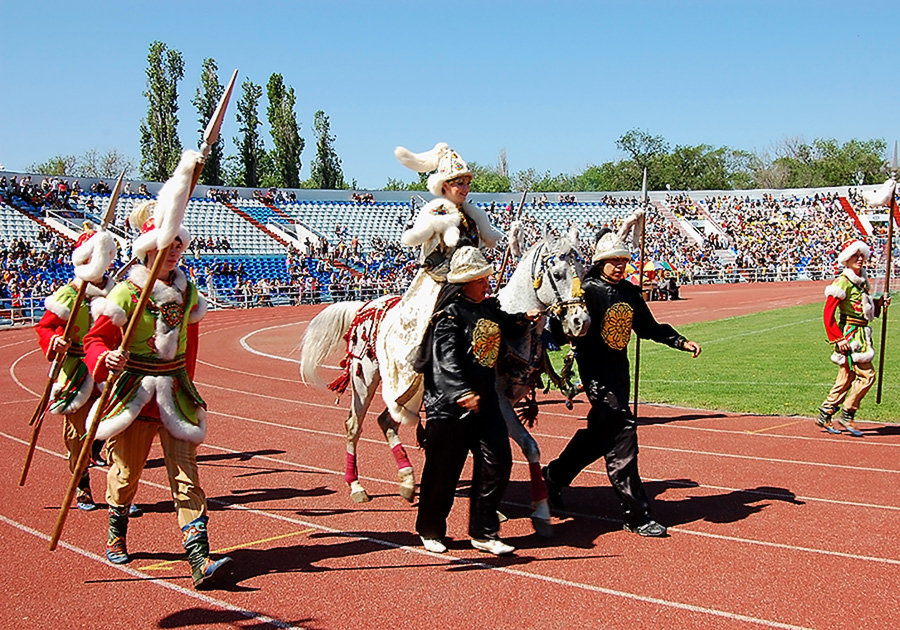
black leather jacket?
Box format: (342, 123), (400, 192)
(423, 296), (529, 421)
(569, 267), (686, 412)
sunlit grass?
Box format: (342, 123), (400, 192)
(548, 301), (900, 423)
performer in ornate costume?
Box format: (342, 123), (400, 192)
(414, 247), (539, 555)
(817, 239), (889, 437)
(542, 227), (701, 537)
(376, 143), (505, 425)
(34, 225), (116, 511)
(82, 196), (232, 588)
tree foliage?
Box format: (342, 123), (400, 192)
(191, 58), (224, 186)
(266, 73), (303, 188)
(28, 150), (135, 178)
(233, 80), (266, 188)
(309, 110), (346, 189)
(139, 41), (184, 181)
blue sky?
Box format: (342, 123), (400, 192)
(1, 1), (898, 188)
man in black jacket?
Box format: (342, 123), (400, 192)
(543, 227), (701, 537)
(414, 246), (539, 555)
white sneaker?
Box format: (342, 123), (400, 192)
(471, 538), (515, 555)
(419, 536), (447, 553)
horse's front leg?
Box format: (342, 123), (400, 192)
(375, 409), (415, 503)
(497, 389), (553, 538)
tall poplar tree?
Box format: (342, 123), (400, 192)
(233, 80), (265, 188)
(139, 41), (184, 181)
(266, 73), (303, 188)
(191, 58), (224, 186)
(310, 110), (346, 189)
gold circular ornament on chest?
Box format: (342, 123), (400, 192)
(472, 318), (501, 367)
(601, 302), (633, 350)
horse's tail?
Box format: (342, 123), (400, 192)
(299, 301), (365, 387)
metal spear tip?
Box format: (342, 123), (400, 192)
(201, 68), (238, 156)
(101, 170), (126, 228)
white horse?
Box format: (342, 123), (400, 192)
(299, 233), (590, 534)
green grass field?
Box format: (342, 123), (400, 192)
(548, 302), (900, 423)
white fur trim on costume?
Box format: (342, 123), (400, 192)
(73, 231), (117, 284)
(824, 284), (846, 300)
(862, 293), (875, 321)
(838, 240), (870, 265)
(401, 200), (461, 248)
(157, 377), (207, 443)
(90, 296), (108, 322)
(128, 265), (188, 361)
(49, 376), (93, 415)
(88, 377), (154, 441)
(188, 292), (207, 324)
(461, 200), (503, 248)
(101, 300), (128, 327)
(85, 274), (115, 299)
(842, 267), (867, 285)
(43, 294), (70, 321)
(830, 327), (875, 365)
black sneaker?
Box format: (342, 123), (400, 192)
(542, 466), (565, 510)
(623, 520), (668, 537)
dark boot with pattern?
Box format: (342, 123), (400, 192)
(182, 515), (233, 589)
(838, 409), (864, 437)
(76, 471), (97, 511)
(106, 505), (130, 564)
(816, 407), (841, 434)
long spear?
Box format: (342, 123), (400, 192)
(19, 171), (124, 486)
(633, 168), (648, 417)
(48, 69), (237, 551)
(494, 188), (530, 287)
(876, 143), (898, 403)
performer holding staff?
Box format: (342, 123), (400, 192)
(816, 239), (889, 436)
(32, 223), (117, 510)
(82, 156), (232, 588)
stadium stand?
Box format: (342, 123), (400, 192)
(1, 170), (897, 326)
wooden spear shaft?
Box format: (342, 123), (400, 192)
(876, 193), (895, 403)
(18, 282), (90, 486)
(633, 217), (647, 417)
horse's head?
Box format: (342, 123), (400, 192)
(532, 230), (590, 337)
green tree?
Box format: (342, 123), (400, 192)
(468, 162), (511, 193)
(28, 155), (78, 176)
(266, 73), (303, 188)
(233, 80), (266, 188)
(139, 41), (184, 181)
(191, 58), (224, 186)
(309, 110), (346, 189)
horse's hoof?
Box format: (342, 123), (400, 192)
(398, 466), (416, 502)
(350, 489), (371, 503)
(531, 516), (553, 538)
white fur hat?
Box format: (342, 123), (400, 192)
(130, 150), (199, 260)
(591, 231), (631, 263)
(395, 142), (473, 197)
(447, 246), (493, 284)
(72, 228), (117, 283)
(837, 238), (870, 265)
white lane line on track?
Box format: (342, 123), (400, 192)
(7, 427), (897, 572)
(238, 321), (309, 363)
(0, 513), (302, 629)
(196, 380), (900, 476)
(0, 431), (887, 628)
(9, 349), (42, 396)
(202, 409), (900, 513)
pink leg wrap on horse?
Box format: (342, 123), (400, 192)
(345, 452), (358, 484)
(529, 462), (548, 501)
(391, 443), (412, 470)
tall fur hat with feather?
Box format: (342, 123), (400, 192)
(394, 142), (473, 197)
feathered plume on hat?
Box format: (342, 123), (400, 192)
(131, 150), (199, 259)
(618, 210), (645, 248)
(863, 177), (897, 208)
(395, 142), (472, 197)
(72, 223), (117, 283)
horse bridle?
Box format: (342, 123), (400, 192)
(530, 242), (585, 317)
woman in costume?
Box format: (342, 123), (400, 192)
(376, 143), (505, 425)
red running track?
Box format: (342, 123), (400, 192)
(2, 281), (898, 629)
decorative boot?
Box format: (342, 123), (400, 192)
(106, 505), (130, 564)
(182, 515), (233, 589)
(838, 409), (864, 437)
(816, 407), (841, 434)
(76, 471), (97, 511)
